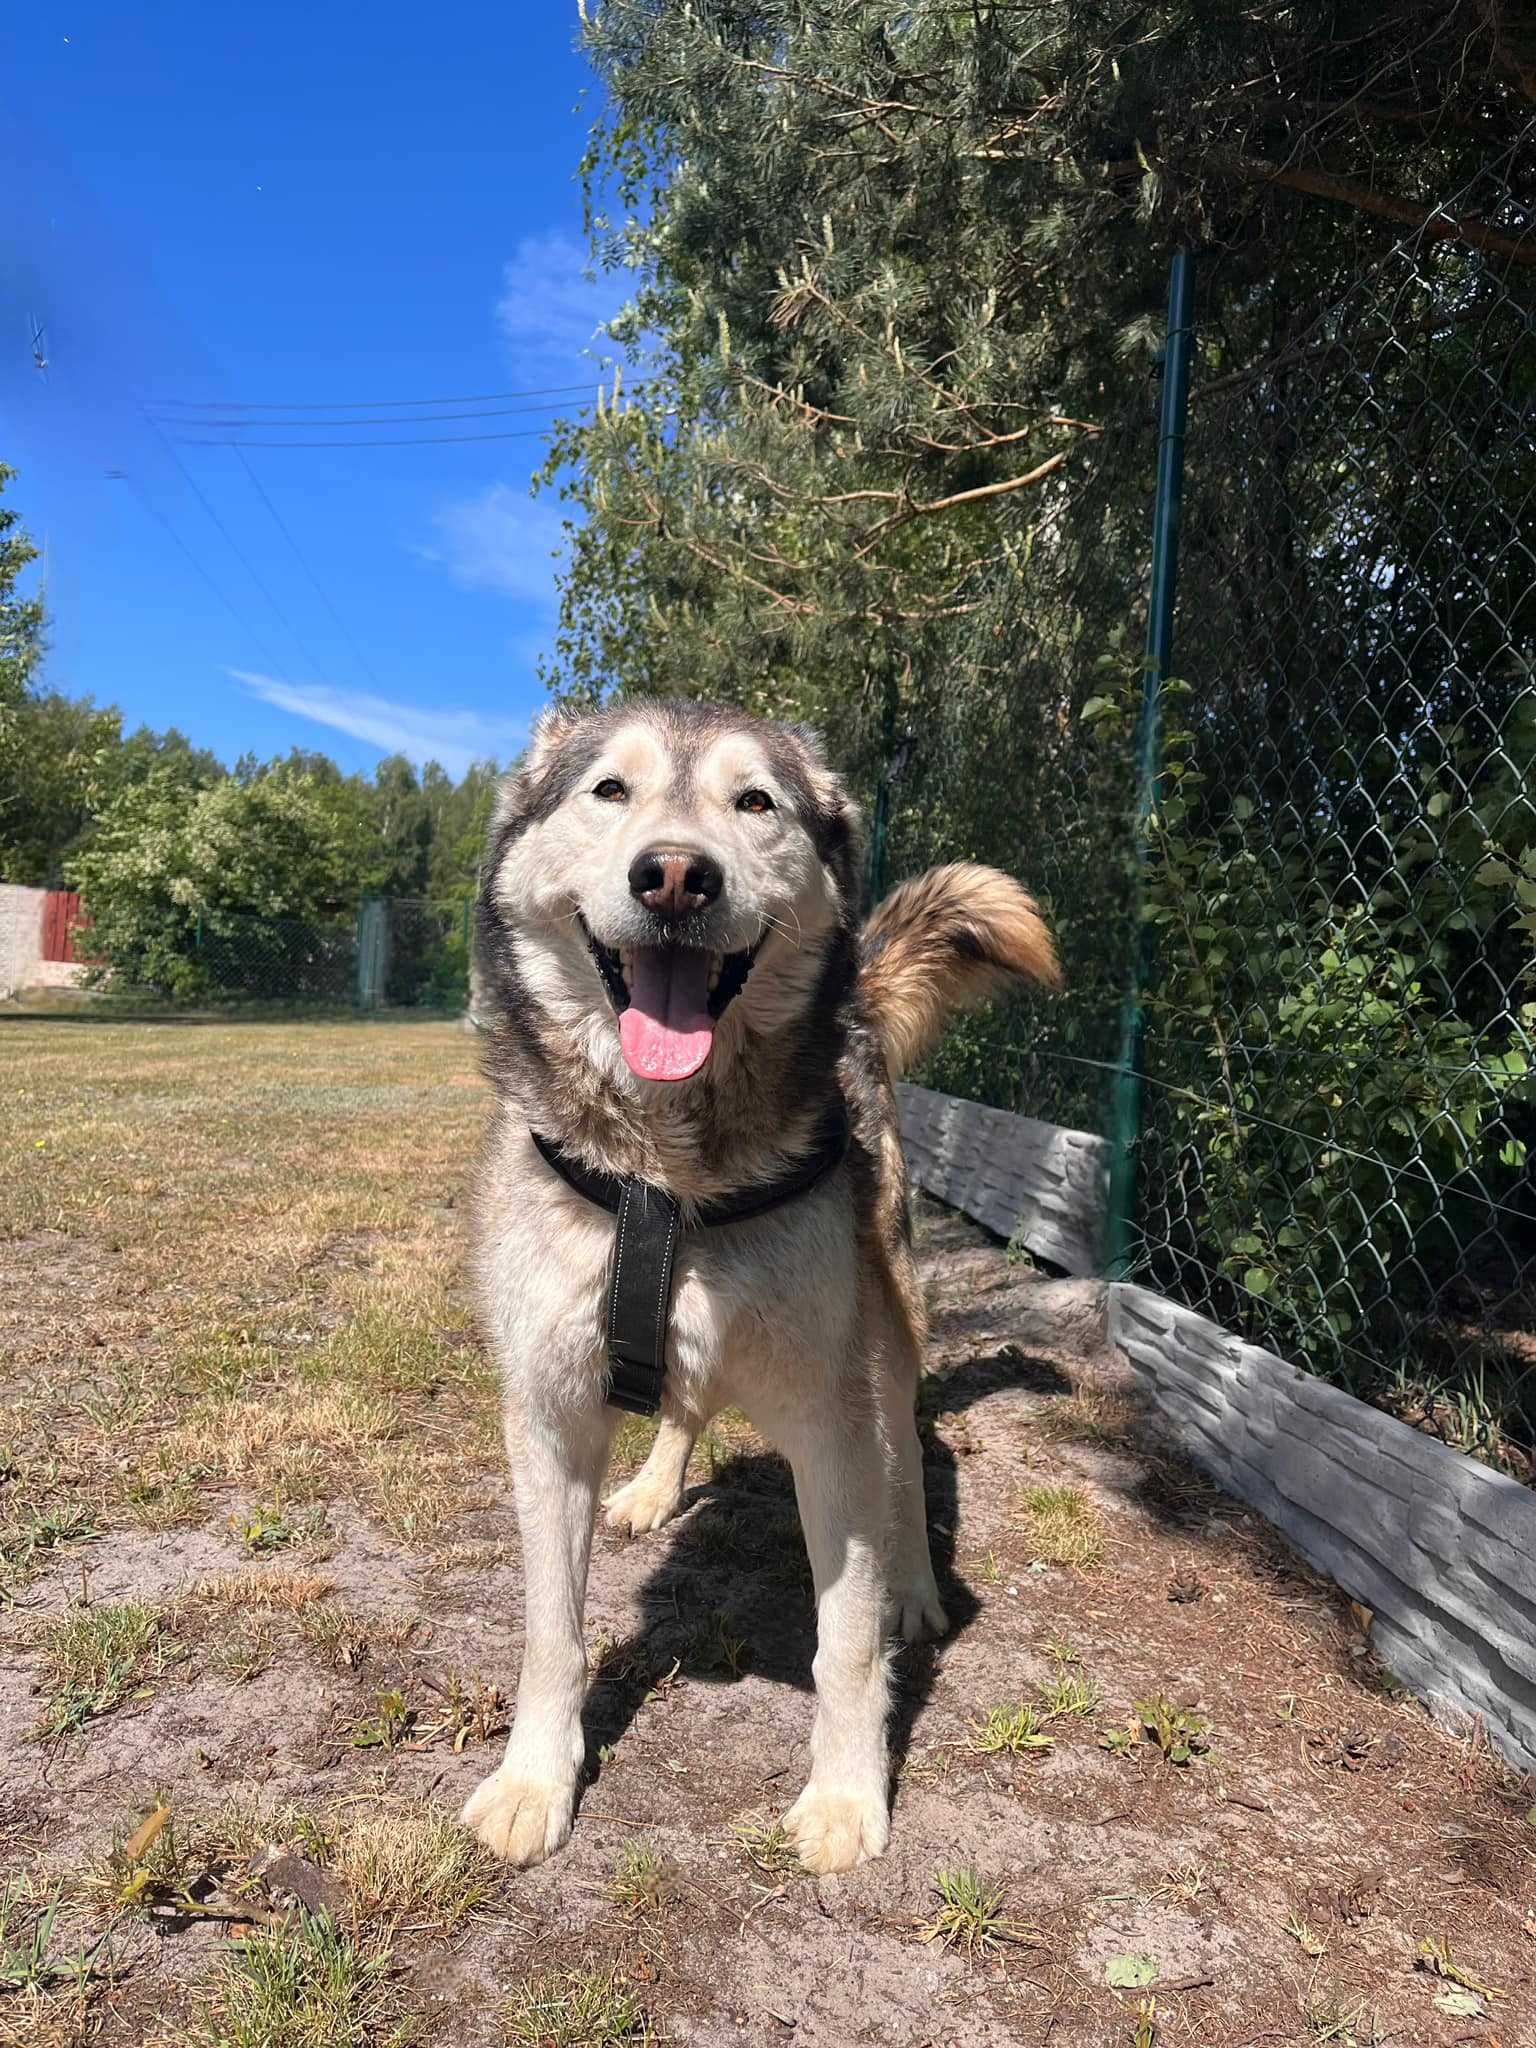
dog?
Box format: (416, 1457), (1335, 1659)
(462, 697), (1059, 1873)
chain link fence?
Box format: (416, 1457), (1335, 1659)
(884, 135), (1536, 1476)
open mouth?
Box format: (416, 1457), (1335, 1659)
(580, 919), (760, 1083)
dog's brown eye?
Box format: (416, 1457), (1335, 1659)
(737, 789), (774, 814)
(592, 777), (627, 802)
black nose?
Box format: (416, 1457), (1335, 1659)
(628, 849), (723, 919)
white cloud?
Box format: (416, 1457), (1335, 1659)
(232, 672), (525, 778)
(496, 230), (629, 373)
(428, 484), (567, 603)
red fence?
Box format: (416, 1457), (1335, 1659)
(40, 890), (84, 963)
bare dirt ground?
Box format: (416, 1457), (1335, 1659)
(1, 1019), (1532, 2047)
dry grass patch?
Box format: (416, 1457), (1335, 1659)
(172, 1385), (400, 1499)
(1018, 1483), (1105, 1567)
(197, 1569), (334, 1613)
(362, 1442), (476, 1543)
(332, 1800), (498, 1929)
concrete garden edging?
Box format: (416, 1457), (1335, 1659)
(899, 1090), (1536, 1776)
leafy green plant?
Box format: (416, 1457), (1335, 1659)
(1130, 1695), (1209, 1766)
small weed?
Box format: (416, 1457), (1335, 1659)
(692, 1614), (748, 1678)
(209, 1615), (274, 1684)
(970, 1549), (1004, 1586)
(1414, 1934), (1498, 1998)
(0, 1504), (99, 1599)
(1099, 1726), (1136, 1757)
(1300, 1984), (1384, 2045)
(192, 1910), (398, 2048)
(1018, 1485), (1105, 1568)
(608, 1842), (668, 1916)
(1285, 1912), (1328, 1958)
(1041, 1635), (1081, 1665)
(1130, 1998), (1158, 2048)
(349, 1688), (413, 1750)
(1131, 1694), (1210, 1765)
(918, 1868), (1035, 1955)
(730, 1811), (803, 1879)
(1036, 1670), (1098, 1718)
(0, 1881), (106, 1993)
(121, 1463), (206, 1530)
(501, 1964), (651, 2046)
(968, 1703), (1054, 1756)
(413, 1672), (507, 1752)
(229, 1498), (325, 1555)
(298, 1604), (370, 1670)
(35, 1602), (167, 1739)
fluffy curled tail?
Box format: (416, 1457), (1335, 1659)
(858, 862), (1061, 1079)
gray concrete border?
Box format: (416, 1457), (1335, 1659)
(899, 1090), (1536, 1775)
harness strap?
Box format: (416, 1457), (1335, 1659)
(530, 1106), (849, 1417)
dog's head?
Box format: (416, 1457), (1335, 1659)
(480, 700), (863, 1087)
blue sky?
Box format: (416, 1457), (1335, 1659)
(0, 4), (626, 777)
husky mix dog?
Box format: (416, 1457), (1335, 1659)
(463, 698), (1059, 1874)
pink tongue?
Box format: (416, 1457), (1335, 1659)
(618, 947), (716, 1082)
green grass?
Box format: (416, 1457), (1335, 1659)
(35, 1602), (167, 1739)
(968, 1703), (1054, 1756)
(501, 1965), (651, 2046)
(608, 1843), (668, 1915)
(190, 1912), (402, 2048)
(918, 1869), (1035, 1955)
(1036, 1670), (1099, 1718)
(1018, 1485), (1105, 1568)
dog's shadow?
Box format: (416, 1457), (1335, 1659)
(581, 1347), (1069, 1806)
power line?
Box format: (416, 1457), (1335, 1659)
(142, 411), (334, 677)
(153, 378), (636, 412)
(171, 413), (672, 451)
(110, 469), (295, 681)
(232, 447), (392, 697)
(152, 395), (649, 430)
(170, 424), (592, 449)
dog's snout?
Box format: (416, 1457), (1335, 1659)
(628, 849), (723, 919)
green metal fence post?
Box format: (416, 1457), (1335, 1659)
(1105, 246), (1196, 1278)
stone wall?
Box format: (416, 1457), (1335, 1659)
(896, 1083), (1109, 1276)
(0, 884), (44, 999)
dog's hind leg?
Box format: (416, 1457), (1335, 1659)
(877, 1289), (948, 1643)
(776, 1408), (893, 1874)
(603, 1412), (699, 1536)
(462, 1401), (610, 1867)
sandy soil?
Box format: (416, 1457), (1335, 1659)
(1, 1021), (1532, 2047)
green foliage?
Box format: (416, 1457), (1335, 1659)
(1086, 667), (1536, 1418)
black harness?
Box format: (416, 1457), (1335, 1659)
(531, 1106), (850, 1416)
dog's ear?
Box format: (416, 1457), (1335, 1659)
(525, 701), (589, 775)
(484, 702), (595, 858)
(772, 723), (864, 907)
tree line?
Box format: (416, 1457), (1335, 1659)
(1, 462), (504, 999)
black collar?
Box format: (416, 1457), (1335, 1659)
(530, 1104), (850, 1415)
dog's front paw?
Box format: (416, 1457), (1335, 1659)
(603, 1470), (683, 1537)
(887, 1575), (949, 1644)
(460, 1768), (575, 1867)
(782, 1784), (890, 1874)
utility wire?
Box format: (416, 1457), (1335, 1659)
(153, 378), (635, 412)
(171, 424), (599, 449)
(142, 410), (334, 677)
(111, 470), (295, 682)
(152, 394), (650, 430)
(232, 447), (392, 697)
